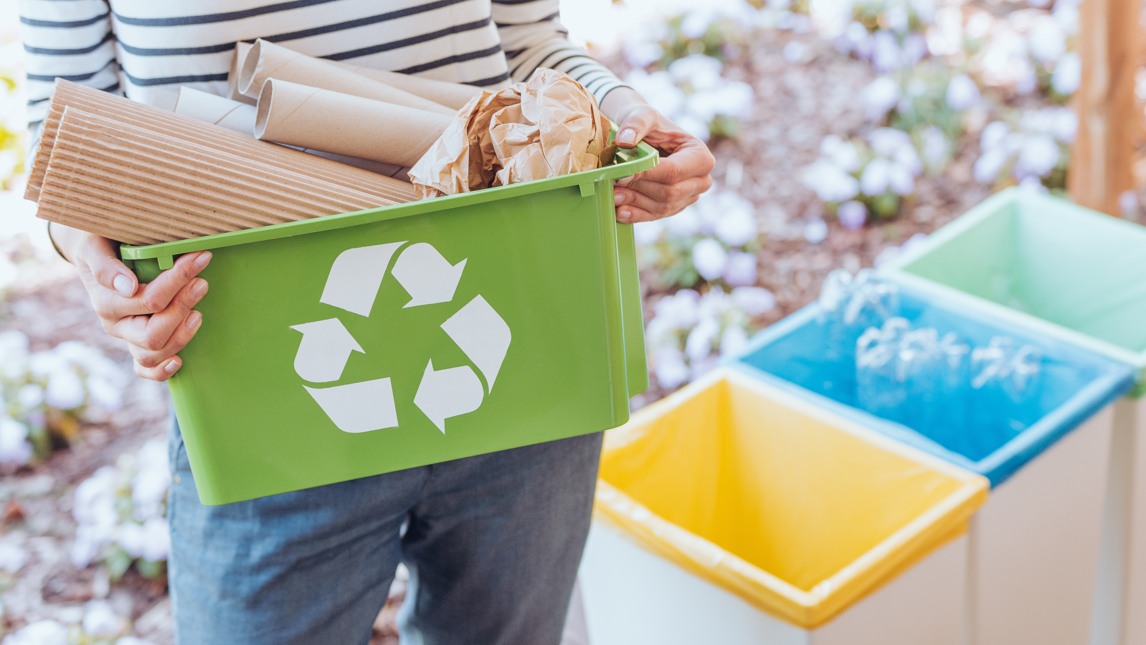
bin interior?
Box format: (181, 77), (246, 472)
(896, 192), (1146, 361)
(735, 292), (1131, 484)
(598, 373), (973, 596)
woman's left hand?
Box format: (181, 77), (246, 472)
(601, 87), (715, 223)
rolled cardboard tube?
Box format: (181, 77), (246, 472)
(255, 79), (451, 169)
(226, 42), (256, 105)
(240, 39), (454, 115)
(339, 62), (488, 110)
(175, 86), (257, 134)
(176, 87), (408, 177)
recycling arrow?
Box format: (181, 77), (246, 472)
(442, 295), (511, 389)
(291, 240), (511, 436)
(391, 243), (467, 308)
(291, 319), (363, 383)
(305, 378), (398, 433)
(413, 361), (484, 433)
(320, 242), (403, 317)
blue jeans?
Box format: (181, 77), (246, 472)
(167, 421), (602, 644)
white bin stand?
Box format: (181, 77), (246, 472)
(967, 405), (1114, 645)
(580, 522), (970, 645)
(1091, 396), (1146, 645)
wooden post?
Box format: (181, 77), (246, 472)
(1069, 0), (1139, 216)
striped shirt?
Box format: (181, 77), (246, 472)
(18, 0), (627, 132)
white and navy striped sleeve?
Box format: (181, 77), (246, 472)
(492, 0), (627, 106)
(18, 0), (122, 134)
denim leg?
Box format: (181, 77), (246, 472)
(167, 420), (424, 645)
(397, 432), (604, 645)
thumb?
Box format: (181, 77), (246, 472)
(79, 235), (138, 297)
(614, 107), (656, 149)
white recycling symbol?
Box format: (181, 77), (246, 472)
(290, 242), (511, 434)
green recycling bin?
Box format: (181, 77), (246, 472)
(882, 188), (1146, 645)
(121, 144), (657, 505)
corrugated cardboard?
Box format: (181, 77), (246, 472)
(27, 80), (417, 204)
(38, 108), (405, 245)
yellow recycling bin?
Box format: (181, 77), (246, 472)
(579, 369), (989, 645)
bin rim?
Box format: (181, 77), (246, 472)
(729, 291), (1137, 486)
(878, 187), (1146, 394)
(596, 367), (989, 629)
(119, 141), (658, 264)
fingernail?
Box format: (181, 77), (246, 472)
(617, 128), (637, 145)
(618, 209), (632, 222)
(614, 193), (624, 205)
(193, 251), (212, 271)
(113, 274), (134, 297)
(164, 359), (180, 375)
(191, 279), (208, 299)
(186, 311), (203, 331)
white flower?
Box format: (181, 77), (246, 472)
(652, 347), (690, 389)
(668, 55), (723, 91)
(625, 71), (685, 117)
(872, 30), (904, 72)
(713, 206), (757, 247)
(1052, 52), (1080, 96)
(863, 76), (901, 121)
(45, 367), (86, 410)
(973, 148), (1010, 185)
(83, 601), (127, 638)
(117, 639), (158, 645)
(680, 9), (716, 39)
(2, 620), (69, 645)
(136, 516), (171, 562)
(887, 161), (916, 196)
(17, 384), (44, 409)
(692, 238), (729, 281)
(653, 290), (700, 330)
(868, 127), (913, 158)
(980, 121), (1010, 151)
(1016, 134), (1060, 178)
(804, 218), (829, 245)
(719, 325), (750, 358)
(803, 160), (860, 203)
(623, 40), (664, 69)
(1028, 15), (1066, 64)
(731, 286), (776, 316)
(820, 136), (860, 173)
(945, 74), (980, 111)
(0, 541), (28, 573)
(920, 126), (950, 172)
(861, 158), (892, 196)
(722, 251), (758, 287)
(0, 417), (32, 469)
(838, 200), (868, 230)
(685, 317), (721, 362)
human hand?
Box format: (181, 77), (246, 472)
(601, 88), (715, 223)
(55, 225), (212, 381)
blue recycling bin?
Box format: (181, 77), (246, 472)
(732, 287), (1134, 645)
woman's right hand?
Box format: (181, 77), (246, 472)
(54, 224), (212, 381)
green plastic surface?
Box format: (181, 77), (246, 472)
(122, 143), (657, 504)
(883, 188), (1146, 397)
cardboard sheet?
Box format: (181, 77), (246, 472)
(239, 39), (454, 115)
(27, 80), (417, 204)
(255, 79), (450, 168)
(38, 108), (402, 245)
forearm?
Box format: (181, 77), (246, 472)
(599, 86), (649, 129)
(47, 221), (94, 265)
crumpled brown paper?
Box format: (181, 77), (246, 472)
(409, 69), (614, 199)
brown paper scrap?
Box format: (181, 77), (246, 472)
(408, 69), (612, 199)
